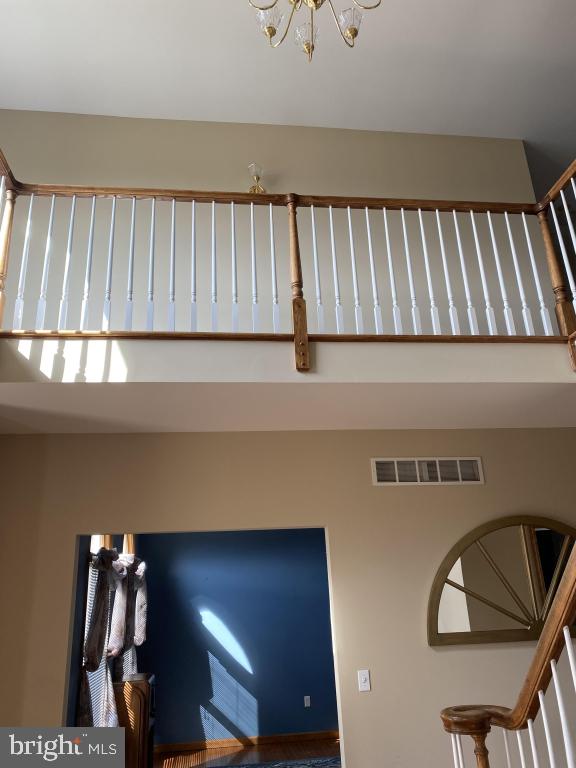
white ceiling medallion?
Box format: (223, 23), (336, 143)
(249, 0), (381, 61)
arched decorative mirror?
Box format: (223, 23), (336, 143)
(428, 516), (576, 646)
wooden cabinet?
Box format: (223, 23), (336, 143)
(114, 673), (155, 768)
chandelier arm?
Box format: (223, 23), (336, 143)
(248, 0), (279, 10)
(352, 0), (382, 9)
(269, 0), (301, 48)
(326, 0), (355, 47)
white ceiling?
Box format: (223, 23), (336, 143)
(0, 0), (574, 194)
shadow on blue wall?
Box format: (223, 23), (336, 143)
(137, 528), (339, 746)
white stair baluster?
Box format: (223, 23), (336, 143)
(212, 201), (218, 332)
(58, 195), (77, 330)
(102, 196), (116, 331)
(517, 730), (528, 768)
(418, 208), (441, 334)
(269, 204), (279, 333)
(13, 194), (35, 329)
(470, 211), (498, 334)
(0, 176), (6, 222)
(538, 690), (557, 768)
(80, 196), (96, 331)
(230, 201), (238, 332)
(504, 212), (534, 335)
(486, 211), (515, 334)
(310, 205), (324, 332)
(250, 202), (258, 332)
(365, 207), (383, 334)
(503, 730), (513, 768)
(191, 200), (197, 331)
(168, 199), (176, 331)
(328, 205), (344, 333)
(527, 720), (540, 768)
(450, 735), (460, 768)
(521, 213), (554, 335)
(551, 659), (576, 768)
(563, 625), (576, 693)
(36, 194), (56, 329)
(125, 196), (136, 331)
(401, 208), (422, 334)
(549, 204), (576, 311)
(560, 189), (576, 260)
(147, 198), (156, 331)
(347, 206), (364, 334)
(435, 210), (460, 334)
(452, 210), (479, 334)
(456, 734), (465, 768)
(383, 208), (403, 334)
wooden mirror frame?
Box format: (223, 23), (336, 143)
(428, 515), (576, 646)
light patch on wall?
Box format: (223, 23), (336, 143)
(199, 706), (235, 741)
(39, 339), (59, 378)
(207, 651), (258, 736)
(17, 339), (32, 360)
(200, 608), (253, 674)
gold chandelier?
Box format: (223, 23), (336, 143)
(249, 0), (381, 61)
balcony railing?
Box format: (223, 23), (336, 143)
(0, 148), (575, 371)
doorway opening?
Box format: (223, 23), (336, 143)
(67, 528), (341, 768)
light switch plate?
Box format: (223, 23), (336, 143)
(304, 695), (311, 708)
(357, 669), (371, 692)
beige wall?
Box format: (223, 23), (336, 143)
(2, 428), (576, 768)
(0, 109), (534, 200)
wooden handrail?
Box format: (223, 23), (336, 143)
(537, 157), (576, 211)
(441, 540), (576, 738)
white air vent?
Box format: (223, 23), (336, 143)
(371, 457), (484, 486)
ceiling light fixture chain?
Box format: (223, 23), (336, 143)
(249, 0), (381, 61)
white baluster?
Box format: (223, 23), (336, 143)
(563, 625), (576, 693)
(486, 211), (515, 334)
(521, 213), (553, 335)
(435, 211), (460, 334)
(401, 208), (422, 334)
(230, 201), (238, 332)
(147, 198), (155, 331)
(551, 658), (576, 768)
(125, 196), (136, 331)
(516, 730), (528, 768)
(80, 196), (96, 331)
(13, 194), (35, 329)
(269, 204), (279, 333)
(383, 208), (403, 334)
(503, 729), (513, 768)
(549, 204), (576, 311)
(450, 735), (460, 768)
(456, 734), (465, 768)
(58, 195), (77, 330)
(36, 194), (56, 329)
(365, 208), (383, 334)
(572, 178), (576, 202)
(452, 211), (479, 334)
(560, 189), (576, 260)
(328, 205), (344, 333)
(347, 206), (364, 334)
(311, 205), (324, 332)
(418, 209), (441, 334)
(168, 198), (176, 331)
(470, 211), (498, 334)
(212, 201), (218, 332)
(102, 196), (116, 331)
(504, 212), (534, 335)
(538, 690), (557, 768)
(250, 202), (258, 332)
(191, 200), (197, 331)
(0, 176), (6, 226)
(527, 720), (540, 768)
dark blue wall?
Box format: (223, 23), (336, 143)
(137, 528), (339, 746)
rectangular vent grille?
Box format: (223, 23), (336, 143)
(371, 457), (484, 486)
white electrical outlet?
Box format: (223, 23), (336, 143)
(304, 695), (311, 708)
(357, 669), (371, 692)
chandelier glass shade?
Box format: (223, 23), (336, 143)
(250, 0), (381, 61)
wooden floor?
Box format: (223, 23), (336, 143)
(155, 738), (341, 768)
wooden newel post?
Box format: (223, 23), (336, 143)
(0, 189), (16, 328)
(537, 209), (576, 336)
(287, 194), (310, 372)
(471, 732), (491, 768)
